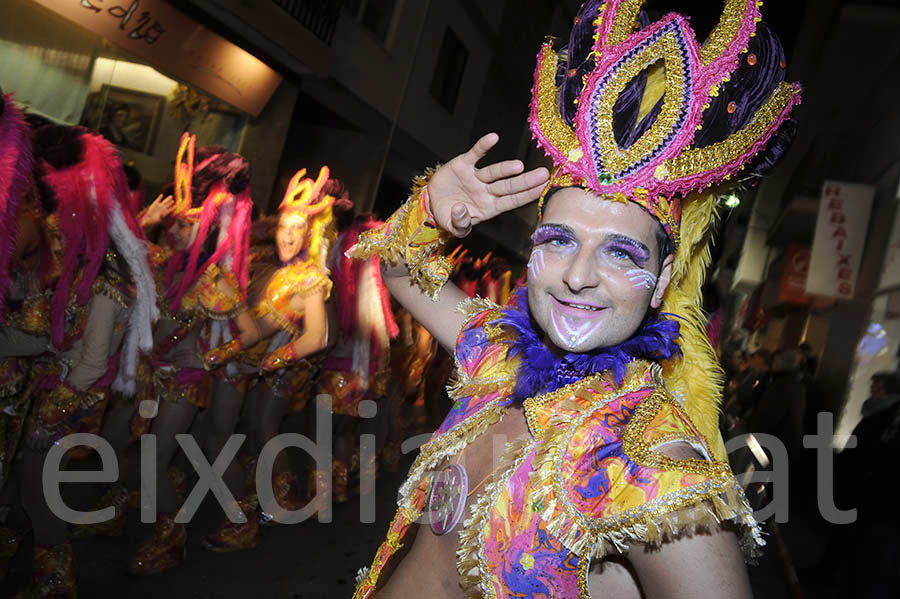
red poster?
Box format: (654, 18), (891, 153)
(778, 243), (812, 305)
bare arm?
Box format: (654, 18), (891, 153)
(286, 289), (329, 359)
(622, 443), (753, 599)
(233, 308), (262, 347)
(626, 526), (752, 599)
(380, 133), (548, 351)
(259, 288), (329, 372)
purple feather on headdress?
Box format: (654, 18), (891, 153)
(493, 287), (681, 405)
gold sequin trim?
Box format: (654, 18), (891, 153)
(605, 0), (644, 46)
(534, 45), (581, 161)
(700, 0), (753, 67)
(577, 553), (590, 599)
(622, 389), (729, 477)
(594, 30), (688, 178)
(397, 399), (509, 510)
(660, 82), (799, 179)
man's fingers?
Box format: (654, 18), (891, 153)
(450, 203), (472, 236)
(461, 133), (500, 166)
(493, 180), (548, 214)
(477, 160), (524, 183)
(485, 167), (550, 197)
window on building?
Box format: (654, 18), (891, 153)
(430, 27), (469, 114)
(345, 0), (397, 42)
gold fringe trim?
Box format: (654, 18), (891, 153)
(528, 361), (763, 561)
(91, 278), (132, 309)
(295, 275), (332, 300)
(351, 169), (453, 300)
(454, 296), (500, 322)
(253, 299), (300, 337)
(397, 400), (508, 509)
(457, 438), (534, 599)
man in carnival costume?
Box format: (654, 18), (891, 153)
(350, 1), (800, 597)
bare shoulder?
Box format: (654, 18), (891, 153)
(624, 513), (752, 599)
(588, 556), (643, 599)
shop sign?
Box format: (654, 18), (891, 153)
(31, 0), (282, 117)
(878, 206), (900, 291)
(805, 181), (875, 300)
(777, 243), (812, 305)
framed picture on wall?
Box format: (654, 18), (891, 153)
(80, 85), (164, 155)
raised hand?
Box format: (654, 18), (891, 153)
(428, 133), (549, 237)
(140, 193), (175, 228)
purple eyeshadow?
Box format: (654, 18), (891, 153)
(605, 236), (650, 265)
(531, 225), (574, 245)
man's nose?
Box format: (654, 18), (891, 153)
(562, 247), (600, 293)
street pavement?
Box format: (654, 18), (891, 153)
(1, 443), (837, 598)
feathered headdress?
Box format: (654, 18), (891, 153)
(36, 126), (158, 394)
(165, 132), (252, 311)
(279, 166), (350, 271)
(528, 0), (801, 459)
(0, 93), (34, 319)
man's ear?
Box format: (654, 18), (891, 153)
(650, 254), (674, 309)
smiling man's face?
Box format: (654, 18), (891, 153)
(526, 187), (674, 353)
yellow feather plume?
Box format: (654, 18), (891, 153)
(660, 190), (727, 460)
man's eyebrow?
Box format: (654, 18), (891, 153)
(604, 233), (650, 255)
(534, 223), (575, 235)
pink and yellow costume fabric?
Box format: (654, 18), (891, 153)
(354, 297), (761, 598)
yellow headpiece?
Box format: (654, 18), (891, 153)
(279, 166), (336, 219)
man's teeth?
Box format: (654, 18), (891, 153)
(565, 302), (599, 311)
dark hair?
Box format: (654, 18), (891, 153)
(122, 163), (142, 191)
(191, 145), (250, 204)
(29, 123), (91, 214)
(655, 222), (674, 271)
(871, 372), (900, 394)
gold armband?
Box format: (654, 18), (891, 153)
(351, 172), (452, 299)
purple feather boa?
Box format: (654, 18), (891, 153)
(494, 287), (682, 405)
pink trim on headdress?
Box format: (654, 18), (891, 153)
(0, 94), (34, 319)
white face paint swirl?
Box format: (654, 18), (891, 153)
(626, 268), (657, 290)
(528, 248), (545, 279)
(550, 307), (604, 349)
